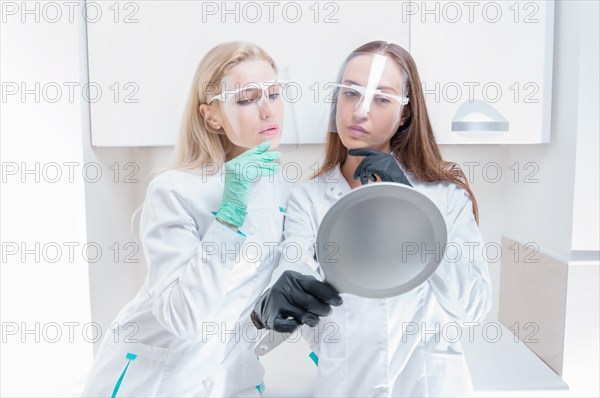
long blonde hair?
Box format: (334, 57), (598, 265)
(130, 42), (278, 238)
(315, 41), (480, 225)
(175, 41), (277, 171)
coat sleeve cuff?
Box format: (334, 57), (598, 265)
(200, 218), (247, 269)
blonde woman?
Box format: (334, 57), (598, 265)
(82, 42), (292, 397)
(252, 41), (492, 397)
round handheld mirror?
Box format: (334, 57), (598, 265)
(316, 182), (447, 298)
(255, 182), (447, 356)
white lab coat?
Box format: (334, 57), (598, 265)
(268, 161), (493, 397)
(82, 168), (292, 397)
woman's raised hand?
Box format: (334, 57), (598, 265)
(348, 148), (412, 187)
(216, 141), (281, 227)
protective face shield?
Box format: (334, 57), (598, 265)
(329, 52), (410, 136)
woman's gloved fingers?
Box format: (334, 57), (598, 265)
(400, 171), (412, 185)
(358, 167), (372, 185)
(383, 168), (410, 185)
(299, 278), (343, 306)
(290, 293), (333, 317)
(356, 161), (373, 182)
(243, 159), (281, 169)
(250, 141), (273, 154)
(272, 316), (301, 333)
(348, 148), (379, 157)
(353, 157), (369, 180)
(247, 151), (280, 163)
(258, 165), (281, 177)
(261, 151), (282, 161)
(254, 163), (280, 174)
(300, 312), (320, 328)
(348, 148), (414, 186)
(360, 174), (369, 185)
(236, 141), (278, 163)
(362, 166), (379, 182)
(280, 308), (306, 326)
(238, 162), (281, 180)
(353, 160), (369, 185)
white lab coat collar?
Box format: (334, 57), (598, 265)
(323, 152), (413, 200)
(323, 165), (352, 200)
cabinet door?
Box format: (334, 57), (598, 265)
(87, 1), (409, 146)
(409, 1), (554, 144)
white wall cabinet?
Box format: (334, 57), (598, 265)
(87, 1), (553, 146)
(87, 1), (409, 146)
(409, 0), (554, 143)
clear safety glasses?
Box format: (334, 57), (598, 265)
(335, 83), (409, 112)
(208, 81), (290, 107)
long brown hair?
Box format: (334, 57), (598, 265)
(315, 41), (479, 224)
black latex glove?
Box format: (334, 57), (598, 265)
(348, 148), (413, 187)
(251, 270), (343, 333)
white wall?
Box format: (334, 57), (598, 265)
(504, 0), (600, 260)
(82, 146), (148, 356)
(1, 8), (94, 396)
(499, 3), (599, 396)
(562, 263), (600, 397)
(571, 1), (600, 252)
(83, 147), (183, 356)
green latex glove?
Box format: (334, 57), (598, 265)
(216, 141), (281, 227)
